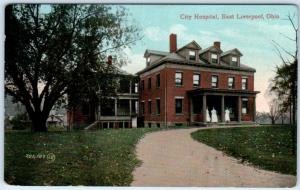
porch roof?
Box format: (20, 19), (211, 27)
(187, 88), (260, 97)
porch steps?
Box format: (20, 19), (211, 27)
(191, 121), (258, 127)
(84, 121), (99, 130)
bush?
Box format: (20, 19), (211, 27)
(11, 113), (30, 130)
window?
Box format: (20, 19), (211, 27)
(141, 80), (144, 91)
(156, 74), (160, 88)
(141, 102), (145, 115)
(232, 56), (237, 63)
(193, 74), (200, 87)
(242, 77), (248, 90)
(189, 50), (196, 61)
(231, 56), (238, 66)
(242, 98), (248, 114)
(148, 78), (151, 89)
(156, 99), (161, 115)
(148, 100), (152, 114)
(175, 72), (183, 86)
(211, 75), (218, 88)
(146, 57), (151, 66)
(134, 83), (138, 93)
(228, 77), (235, 89)
(175, 98), (183, 114)
(211, 53), (218, 64)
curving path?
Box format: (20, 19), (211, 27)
(131, 127), (296, 187)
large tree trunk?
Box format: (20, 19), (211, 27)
(31, 115), (47, 132)
(271, 118), (275, 125)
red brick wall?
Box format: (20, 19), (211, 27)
(139, 66), (255, 124)
(67, 108), (89, 127)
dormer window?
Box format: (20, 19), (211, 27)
(189, 51), (196, 61)
(211, 53), (218, 64)
(146, 57), (151, 66)
(232, 56), (238, 66)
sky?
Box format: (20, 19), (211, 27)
(119, 5), (298, 112)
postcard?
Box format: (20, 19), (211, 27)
(3, 3), (297, 188)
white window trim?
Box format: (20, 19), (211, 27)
(175, 96), (184, 99)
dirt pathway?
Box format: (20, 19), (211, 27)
(131, 127), (296, 187)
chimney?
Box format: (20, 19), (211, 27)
(107, 55), (112, 65)
(169, 33), (177, 53)
(214, 41), (221, 49)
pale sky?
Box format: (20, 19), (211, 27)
(120, 5), (298, 112)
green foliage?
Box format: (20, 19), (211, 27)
(10, 113), (30, 130)
(191, 126), (296, 175)
(5, 128), (160, 185)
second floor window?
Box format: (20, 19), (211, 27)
(193, 74), (200, 87)
(242, 77), (248, 90)
(211, 53), (218, 64)
(141, 80), (144, 91)
(134, 83), (138, 93)
(228, 77), (235, 89)
(156, 74), (160, 88)
(211, 75), (218, 88)
(175, 72), (183, 86)
(189, 51), (196, 61)
(148, 78), (151, 89)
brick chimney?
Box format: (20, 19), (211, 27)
(107, 55), (112, 65)
(214, 41), (221, 49)
(169, 33), (177, 53)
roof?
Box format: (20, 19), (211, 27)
(137, 41), (254, 75)
(187, 88), (260, 96)
(176, 41), (202, 52)
(199, 45), (223, 54)
(144, 49), (169, 57)
(221, 48), (243, 57)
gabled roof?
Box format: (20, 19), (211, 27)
(199, 45), (223, 55)
(176, 40), (202, 52)
(144, 49), (169, 57)
(221, 48), (243, 57)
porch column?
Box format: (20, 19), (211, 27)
(129, 99), (132, 116)
(221, 95), (225, 122)
(253, 97), (256, 122)
(190, 97), (194, 123)
(98, 104), (101, 120)
(202, 95), (207, 122)
(238, 96), (241, 122)
(115, 98), (118, 116)
(129, 81), (132, 94)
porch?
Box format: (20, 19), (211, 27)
(188, 88), (259, 124)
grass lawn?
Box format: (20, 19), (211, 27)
(191, 126), (296, 175)
(5, 128), (161, 186)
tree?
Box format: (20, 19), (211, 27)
(270, 13), (297, 125)
(5, 4), (141, 132)
(267, 99), (280, 124)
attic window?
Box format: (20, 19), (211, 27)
(146, 57), (151, 66)
(232, 56), (238, 65)
(211, 53), (218, 64)
(189, 51), (196, 61)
